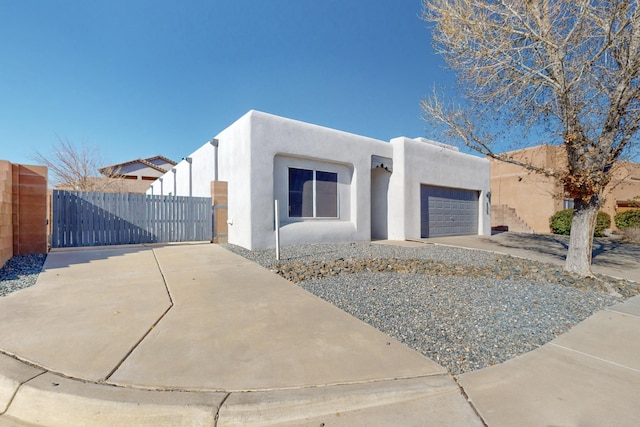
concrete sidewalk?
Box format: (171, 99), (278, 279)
(0, 243), (481, 426)
(457, 296), (640, 427)
(423, 233), (640, 426)
(425, 232), (640, 282)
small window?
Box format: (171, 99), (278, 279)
(563, 198), (574, 209)
(288, 168), (337, 218)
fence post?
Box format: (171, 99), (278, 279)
(210, 181), (228, 243)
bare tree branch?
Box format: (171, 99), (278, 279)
(31, 138), (125, 192)
(422, 0), (640, 276)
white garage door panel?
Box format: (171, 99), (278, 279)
(420, 186), (478, 238)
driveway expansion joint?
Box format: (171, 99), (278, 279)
(606, 306), (640, 318)
(0, 369), (46, 416)
(214, 392), (231, 426)
(103, 248), (175, 382)
(451, 375), (489, 427)
(548, 342), (640, 374)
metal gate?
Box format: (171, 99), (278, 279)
(420, 185), (478, 238)
(51, 190), (212, 248)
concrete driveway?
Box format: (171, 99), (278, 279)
(0, 243), (481, 426)
(1, 236), (639, 426)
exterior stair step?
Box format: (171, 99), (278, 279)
(491, 205), (534, 234)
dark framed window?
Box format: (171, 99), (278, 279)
(563, 198), (575, 210)
(288, 168), (337, 218)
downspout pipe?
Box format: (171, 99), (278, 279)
(171, 168), (176, 196)
(186, 157), (193, 197)
(210, 138), (219, 182)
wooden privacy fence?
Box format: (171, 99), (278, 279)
(51, 190), (212, 248)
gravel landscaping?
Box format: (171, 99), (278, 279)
(0, 254), (47, 297)
(224, 241), (638, 375)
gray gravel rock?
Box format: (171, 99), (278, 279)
(298, 272), (616, 374)
(0, 254), (47, 297)
(224, 241), (627, 375)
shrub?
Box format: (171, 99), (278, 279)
(550, 209), (573, 235)
(549, 209), (611, 237)
(596, 211), (612, 237)
(614, 209), (640, 230)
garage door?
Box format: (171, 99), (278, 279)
(420, 186), (478, 238)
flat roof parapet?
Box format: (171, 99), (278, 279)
(412, 137), (459, 152)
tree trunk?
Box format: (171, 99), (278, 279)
(565, 197), (599, 276)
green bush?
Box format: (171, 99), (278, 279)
(550, 209), (573, 235)
(549, 209), (611, 237)
(614, 209), (640, 230)
(596, 211), (612, 236)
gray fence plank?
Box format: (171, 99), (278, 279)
(51, 190), (212, 248)
(63, 192), (68, 246)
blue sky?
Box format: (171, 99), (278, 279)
(1, 0), (459, 167)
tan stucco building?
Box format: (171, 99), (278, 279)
(490, 145), (640, 233)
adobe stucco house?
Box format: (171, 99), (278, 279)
(490, 144), (640, 233)
(148, 110), (491, 250)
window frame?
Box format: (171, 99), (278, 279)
(563, 198), (575, 210)
(288, 167), (338, 219)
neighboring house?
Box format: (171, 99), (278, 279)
(490, 144), (640, 233)
(84, 155), (178, 194)
(54, 156), (176, 194)
(100, 155), (176, 182)
(148, 110), (491, 250)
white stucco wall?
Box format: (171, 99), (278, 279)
(148, 140), (217, 197)
(148, 110), (491, 249)
(214, 112), (254, 248)
(238, 110), (392, 249)
(387, 137), (491, 240)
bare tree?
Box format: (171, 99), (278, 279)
(32, 138), (124, 191)
(421, 0), (640, 276)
